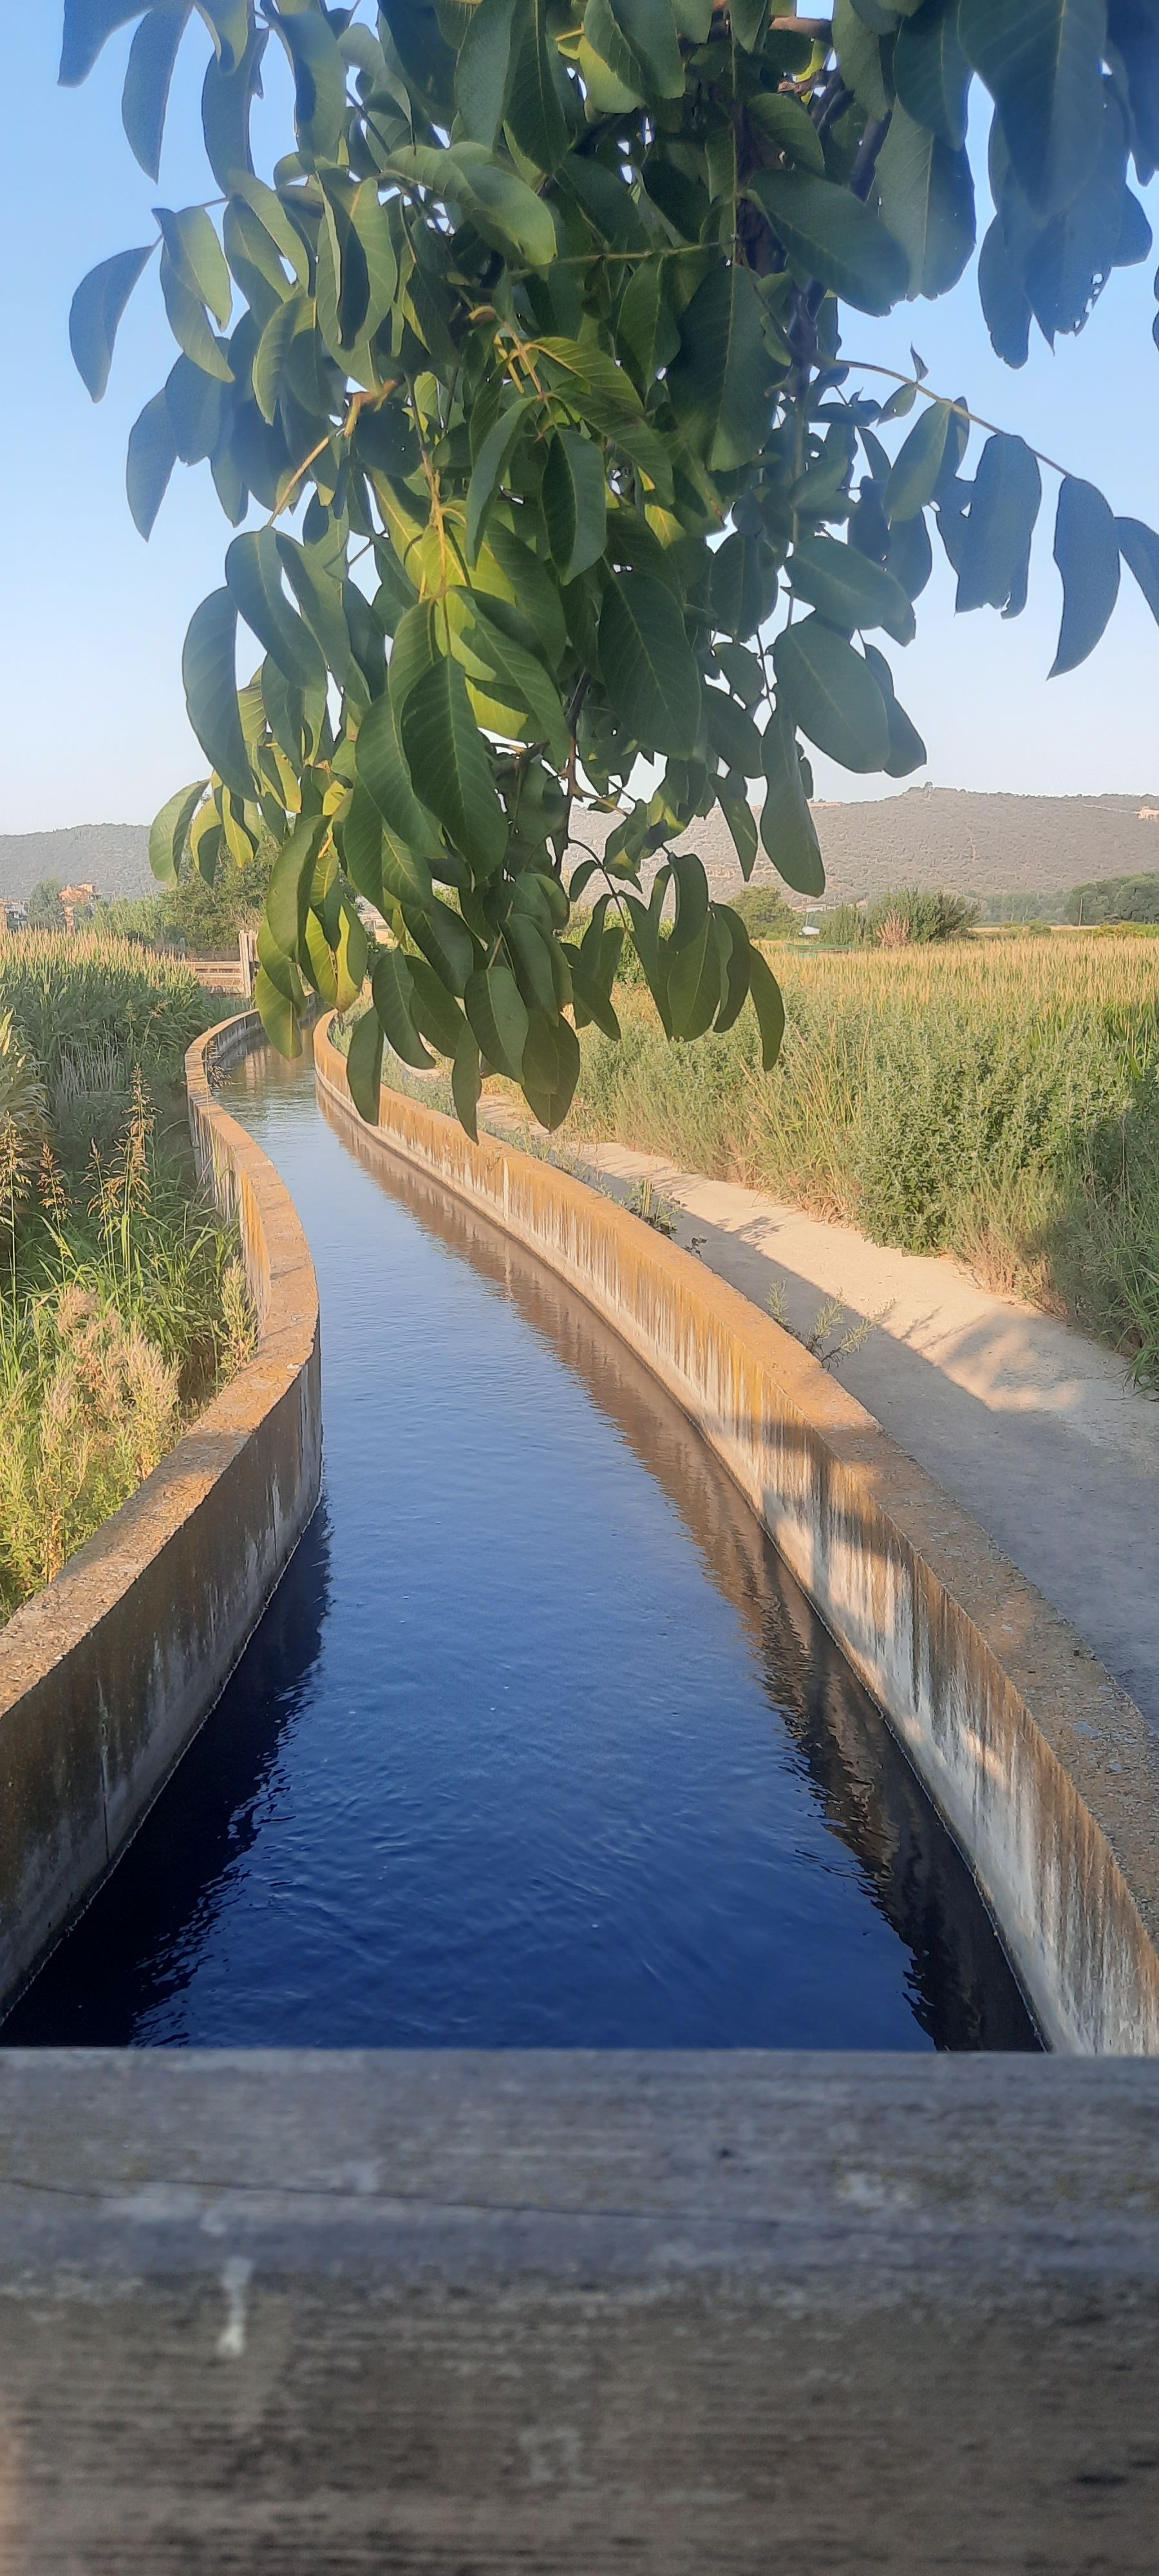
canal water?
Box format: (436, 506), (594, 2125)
(4, 1046), (1035, 2050)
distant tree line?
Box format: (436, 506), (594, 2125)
(1066, 874), (1159, 925)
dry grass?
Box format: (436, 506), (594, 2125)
(570, 934), (1159, 1383)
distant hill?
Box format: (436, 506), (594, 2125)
(5, 793), (1158, 914)
(576, 788), (1159, 909)
(0, 826), (151, 902)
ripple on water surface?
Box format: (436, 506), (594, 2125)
(3, 1048), (1036, 2050)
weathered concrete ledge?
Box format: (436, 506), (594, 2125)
(0, 1014), (321, 2014)
(1, 2050), (1157, 2568)
(316, 1018), (1159, 2054)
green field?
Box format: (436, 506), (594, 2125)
(569, 933), (1159, 1387)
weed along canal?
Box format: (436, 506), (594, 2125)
(3, 1044), (1034, 2052)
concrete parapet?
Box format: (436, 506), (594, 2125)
(0, 1014), (321, 2014)
(315, 1018), (1159, 2054)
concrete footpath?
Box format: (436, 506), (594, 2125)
(495, 1118), (1159, 1733)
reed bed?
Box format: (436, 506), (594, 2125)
(0, 946), (252, 1620)
(570, 934), (1159, 1385)
(0, 929), (209, 1086)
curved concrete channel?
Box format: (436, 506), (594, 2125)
(1, 1016), (1158, 2566)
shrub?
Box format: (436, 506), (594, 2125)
(729, 886), (799, 941)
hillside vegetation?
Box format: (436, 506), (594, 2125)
(568, 936), (1159, 1387)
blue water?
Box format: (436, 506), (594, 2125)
(3, 1046), (1035, 2050)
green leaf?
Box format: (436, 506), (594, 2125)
(748, 945), (786, 1073)
(401, 656), (508, 876)
(977, 216), (1032, 364)
(457, 0), (519, 143)
(159, 247), (233, 381)
(711, 532), (780, 639)
(452, 1028), (482, 1139)
(452, 593), (569, 764)
(773, 620), (891, 773)
(269, 4), (348, 161)
(201, 19), (265, 189)
(862, 642), (928, 776)
(229, 175), (310, 288)
(122, 1), (191, 180)
(465, 960), (529, 1080)
(894, 0), (972, 149)
(346, 1005), (384, 1122)
(1050, 475), (1120, 675)
(955, 431), (1042, 614)
(706, 688), (763, 779)
(668, 918), (724, 1042)
(598, 0), (684, 99)
(357, 687), (442, 860)
(278, 536), (357, 691)
(155, 203), (232, 325)
(372, 949), (435, 1069)
(542, 430), (607, 582)
(457, 156), (558, 268)
(521, 1009), (581, 1127)
(182, 588), (253, 798)
(69, 244), (154, 400)
(257, 918), (305, 1007)
(730, 0), (771, 48)
(667, 265), (778, 472)
(833, 0), (893, 118)
(712, 906), (753, 1033)
(411, 899), (477, 996)
(466, 394), (538, 560)
(720, 784), (759, 880)
(875, 107), (976, 298)
(254, 964), (303, 1059)
(149, 777), (206, 883)
(126, 388), (177, 536)
(749, 169), (910, 316)
(617, 259), (680, 386)
(198, 0), (249, 74)
(599, 573), (701, 757)
(267, 813), (326, 958)
(226, 529), (328, 694)
(884, 399), (952, 520)
(408, 956), (467, 1056)
(748, 90), (826, 174)
(759, 708), (825, 893)
(1116, 516), (1159, 625)
(959, 0), (1106, 216)
(787, 533), (916, 643)
(339, 784), (385, 911)
(252, 292), (303, 424)
(506, 0), (569, 171)
(61, 1), (147, 85)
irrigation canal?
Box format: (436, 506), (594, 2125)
(4, 1044), (1035, 2050)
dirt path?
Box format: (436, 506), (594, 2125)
(492, 1118), (1159, 1730)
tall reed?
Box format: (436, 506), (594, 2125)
(569, 935), (1159, 1384)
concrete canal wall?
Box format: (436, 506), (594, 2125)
(0, 1014), (321, 2014)
(316, 1017), (1159, 2055)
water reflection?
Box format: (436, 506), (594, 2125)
(5, 1051), (1035, 2051)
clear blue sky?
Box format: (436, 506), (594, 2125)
(5, 8), (1159, 833)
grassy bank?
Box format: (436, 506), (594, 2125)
(569, 936), (1159, 1385)
(0, 935), (251, 1618)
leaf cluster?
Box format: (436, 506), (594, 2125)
(63, 0), (1159, 1131)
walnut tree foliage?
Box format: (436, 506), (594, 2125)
(64, 0), (1159, 1133)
